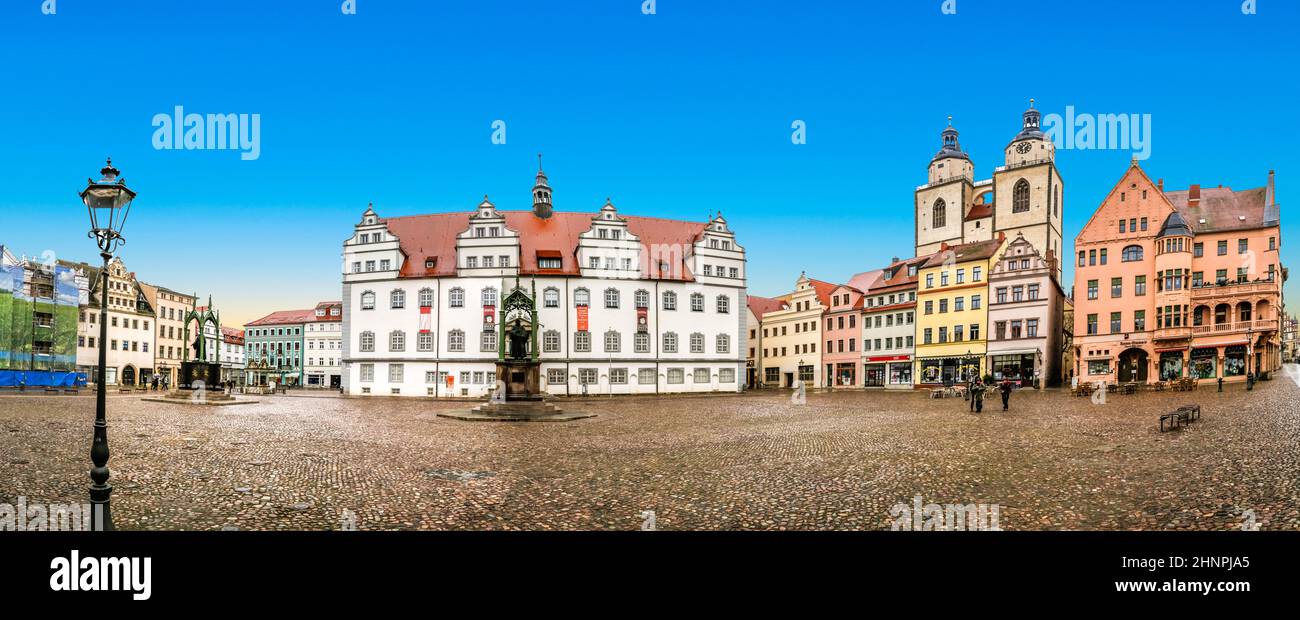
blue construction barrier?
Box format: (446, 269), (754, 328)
(0, 370), (86, 388)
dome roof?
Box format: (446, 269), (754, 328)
(932, 124), (970, 163)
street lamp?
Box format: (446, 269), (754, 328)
(80, 157), (136, 532)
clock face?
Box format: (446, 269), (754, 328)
(1015, 142), (1033, 154)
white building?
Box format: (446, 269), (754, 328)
(220, 327), (245, 384)
(68, 257), (157, 386)
(304, 301), (343, 389)
(341, 164), (748, 397)
(861, 257), (925, 389)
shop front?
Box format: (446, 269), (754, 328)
(1157, 350), (1185, 380)
(988, 349), (1038, 387)
(1189, 348), (1217, 379)
(1223, 345), (1248, 378)
(866, 354), (912, 389)
(916, 355), (982, 386)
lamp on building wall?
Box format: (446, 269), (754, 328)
(80, 158), (136, 532)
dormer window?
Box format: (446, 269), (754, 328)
(425, 258), (436, 269)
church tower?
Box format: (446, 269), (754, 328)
(914, 116), (975, 257)
(532, 153), (553, 219)
(991, 99), (1064, 282)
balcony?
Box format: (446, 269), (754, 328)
(1190, 319), (1278, 336)
(1189, 280), (1278, 300)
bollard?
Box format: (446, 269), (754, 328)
(1217, 377), (1223, 392)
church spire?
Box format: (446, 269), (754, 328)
(532, 153), (553, 219)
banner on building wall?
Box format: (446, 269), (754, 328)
(637, 307), (648, 333)
(419, 306), (431, 334)
(577, 306), (589, 332)
(483, 305), (495, 329)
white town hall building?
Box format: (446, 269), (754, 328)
(341, 162), (747, 397)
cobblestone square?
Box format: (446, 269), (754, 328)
(4, 369), (1300, 531)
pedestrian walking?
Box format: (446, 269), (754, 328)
(970, 379), (985, 413)
(1000, 378), (1013, 411)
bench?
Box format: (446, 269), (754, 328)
(1160, 405), (1203, 432)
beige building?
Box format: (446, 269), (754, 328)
(746, 295), (787, 388)
(986, 233), (1066, 387)
(139, 284), (195, 387)
(915, 103), (1064, 284)
(756, 273), (834, 388)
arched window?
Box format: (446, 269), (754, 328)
(662, 291), (677, 311)
(604, 330), (621, 353)
(448, 287), (464, 308)
(716, 334), (730, 354)
(1012, 179), (1030, 213)
(932, 199), (946, 229)
(1121, 245), (1144, 262)
(604, 288), (620, 309)
(543, 330), (561, 353)
(448, 329), (465, 352)
(389, 330), (405, 352)
(543, 287), (560, 308)
(359, 331), (375, 352)
(481, 287), (497, 307)
(662, 332), (678, 353)
(634, 332), (650, 353)
(574, 288), (590, 307)
(417, 332), (434, 352)
(360, 291), (375, 311)
(716, 295), (730, 314)
(418, 288), (434, 308)
(689, 332), (705, 353)
(634, 289), (650, 309)
(390, 289), (406, 309)
(574, 331), (591, 352)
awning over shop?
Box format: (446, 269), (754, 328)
(987, 348), (1039, 357)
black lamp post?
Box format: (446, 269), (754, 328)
(81, 158), (136, 532)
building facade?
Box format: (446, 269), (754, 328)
(220, 327), (245, 384)
(341, 164), (747, 398)
(823, 280), (870, 388)
(141, 285), (196, 387)
(1283, 314), (1297, 363)
(986, 233), (1065, 387)
(244, 310), (310, 387)
(1073, 163), (1285, 384)
(69, 257), (157, 387)
(304, 301), (343, 388)
(758, 273), (832, 389)
(914, 236), (1005, 386)
(746, 295), (787, 388)
(862, 257), (924, 389)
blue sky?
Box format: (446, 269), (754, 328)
(0, 0), (1294, 326)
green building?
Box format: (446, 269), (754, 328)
(0, 245), (81, 384)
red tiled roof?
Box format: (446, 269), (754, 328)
(747, 295), (787, 317)
(921, 237), (1004, 268)
(806, 278), (840, 308)
(386, 210), (708, 281)
(965, 203), (993, 221)
(312, 301), (343, 323)
(246, 309), (315, 327)
(221, 327), (244, 344)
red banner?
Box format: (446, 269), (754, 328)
(637, 307), (648, 332)
(419, 306), (432, 334)
(483, 305), (495, 325)
(577, 306), (589, 332)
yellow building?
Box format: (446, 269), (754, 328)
(914, 236), (1007, 386)
(758, 273), (835, 388)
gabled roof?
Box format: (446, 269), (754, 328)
(871, 254), (932, 291)
(385, 210), (708, 281)
(965, 203), (993, 221)
(845, 270), (883, 294)
(221, 327), (244, 344)
(806, 278), (840, 308)
(747, 295), (787, 317)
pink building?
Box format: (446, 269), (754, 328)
(1073, 162), (1285, 384)
(822, 271), (880, 387)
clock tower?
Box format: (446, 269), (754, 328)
(991, 99), (1064, 283)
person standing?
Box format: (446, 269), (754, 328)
(970, 379), (985, 413)
(1000, 378), (1013, 411)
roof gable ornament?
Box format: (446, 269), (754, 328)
(360, 202), (380, 226)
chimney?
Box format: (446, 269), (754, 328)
(1266, 169), (1276, 207)
(1157, 179), (1164, 192)
(1188, 184), (1201, 206)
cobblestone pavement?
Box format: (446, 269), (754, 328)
(3, 368), (1300, 531)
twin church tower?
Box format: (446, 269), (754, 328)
(914, 101), (1064, 283)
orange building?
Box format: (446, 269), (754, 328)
(1073, 162), (1285, 384)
